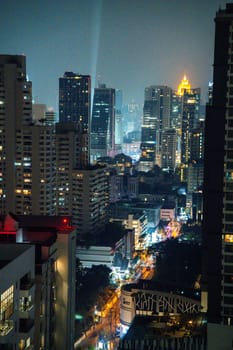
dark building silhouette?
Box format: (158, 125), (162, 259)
(58, 72), (91, 167)
(203, 3), (233, 348)
(59, 71), (91, 130)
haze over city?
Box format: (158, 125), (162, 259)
(0, 0), (228, 110)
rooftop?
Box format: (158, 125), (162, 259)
(0, 243), (33, 269)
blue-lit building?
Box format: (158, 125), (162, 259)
(91, 84), (116, 161)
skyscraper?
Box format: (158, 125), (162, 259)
(55, 122), (85, 217)
(161, 128), (177, 171)
(59, 71), (91, 130)
(91, 84), (116, 161)
(59, 72), (91, 165)
(57, 74), (109, 236)
(73, 165), (109, 241)
(0, 55), (56, 215)
(180, 87), (200, 165)
(203, 3), (233, 349)
(176, 76), (201, 166)
(115, 89), (123, 154)
(139, 85), (172, 171)
(190, 121), (204, 162)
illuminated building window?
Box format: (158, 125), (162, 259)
(23, 190), (31, 195)
(225, 234), (233, 242)
(226, 172), (233, 181)
(0, 285), (14, 320)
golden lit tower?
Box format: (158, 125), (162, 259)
(177, 75), (191, 96)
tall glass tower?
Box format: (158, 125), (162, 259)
(91, 84), (115, 161)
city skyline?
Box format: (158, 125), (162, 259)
(0, 0), (228, 111)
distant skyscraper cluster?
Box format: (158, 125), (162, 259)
(0, 52), (206, 231)
(138, 77), (202, 177)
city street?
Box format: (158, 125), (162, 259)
(74, 290), (120, 350)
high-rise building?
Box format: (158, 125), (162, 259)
(180, 86), (200, 165)
(122, 101), (142, 135)
(177, 75), (191, 96)
(171, 91), (182, 133)
(91, 84), (116, 161)
(0, 55), (56, 215)
(176, 76), (200, 164)
(190, 121), (205, 162)
(59, 71), (91, 129)
(187, 160), (204, 194)
(161, 128), (177, 171)
(186, 121), (204, 215)
(203, 4), (233, 349)
(56, 122), (78, 217)
(173, 76), (200, 182)
(115, 89), (123, 154)
(58, 75), (110, 236)
(59, 72), (91, 165)
(72, 165), (109, 241)
(139, 85), (172, 171)
(0, 55), (31, 214)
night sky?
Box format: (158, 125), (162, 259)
(0, 0), (228, 111)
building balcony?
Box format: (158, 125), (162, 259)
(0, 320), (14, 337)
(19, 302), (34, 319)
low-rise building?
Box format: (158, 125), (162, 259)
(120, 280), (202, 333)
(110, 213), (148, 250)
(160, 203), (176, 221)
(76, 245), (114, 269)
